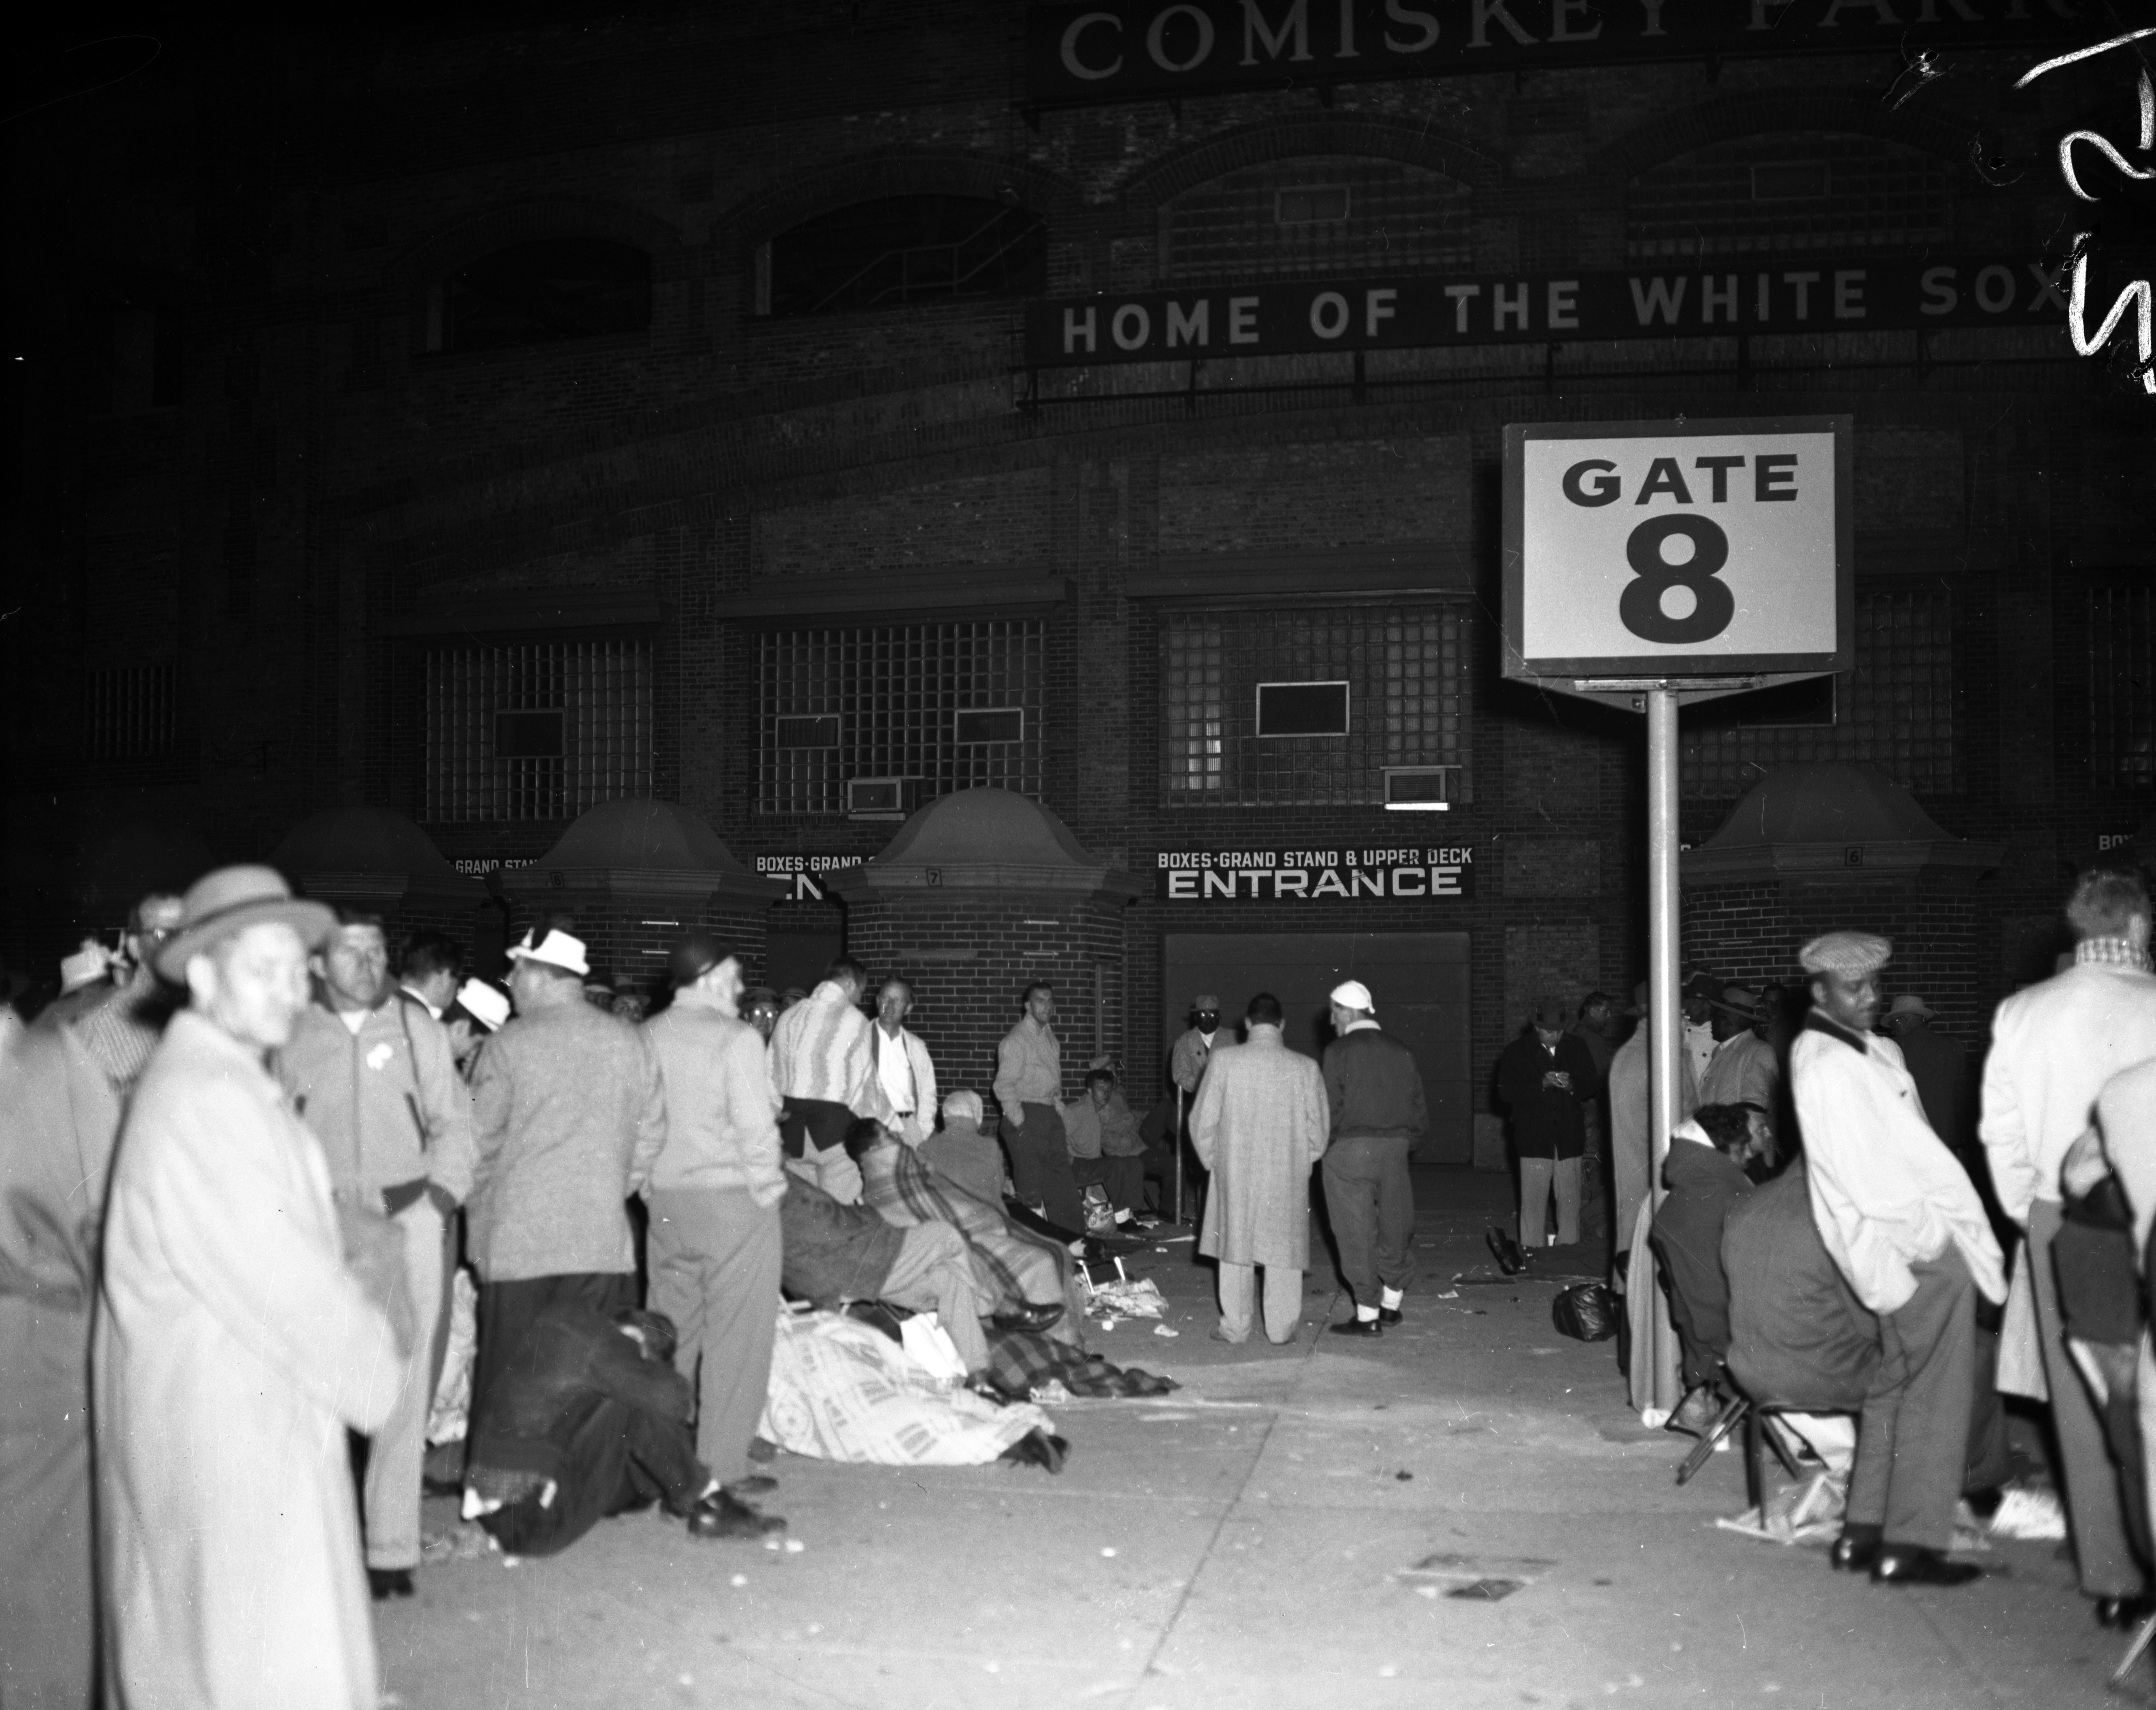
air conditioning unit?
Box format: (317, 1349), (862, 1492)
(1382, 765), (1458, 812)
(845, 776), (921, 821)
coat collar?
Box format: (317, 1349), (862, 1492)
(1802, 1009), (1871, 1053)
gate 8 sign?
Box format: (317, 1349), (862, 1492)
(1502, 416), (1851, 683)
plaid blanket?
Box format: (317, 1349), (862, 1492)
(862, 1141), (1078, 1329)
(759, 1308), (1052, 1465)
(985, 1327), (1182, 1400)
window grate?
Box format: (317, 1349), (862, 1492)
(1165, 157), (1470, 282)
(1628, 133), (1950, 262)
(2090, 584), (2156, 792)
(424, 641), (651, 823)
(1681, 588), (1958, 798)
(1162, 607), (1469, 807)
(84, 665), (177, 760)
(756, 621), (1044, 815)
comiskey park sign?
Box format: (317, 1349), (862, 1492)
(1028, 0), (2093, 106)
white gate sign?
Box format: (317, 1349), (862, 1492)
(1502, 416), (1851, 684)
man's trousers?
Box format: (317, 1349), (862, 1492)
(647, 1188), (782, 1488)
(1518, 1155), (1582, 1248)
(1848, 1247), (1977, 1554)
(879, 1222), (993, 1375)
(365, 1196), (446, 1571)
(1004, 1102), (1084, 1233)
(2030, 1198), (2144, 1596)
(781, 1097), (863, 1204)
(0, 1301), (93, 1710)
(476, 1383), (708, 1559)
(1322, 1133), (1417, 1307)
(1217, 1260), (1301, 1344)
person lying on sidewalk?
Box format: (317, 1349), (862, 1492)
(463, 1304), (781, 1556)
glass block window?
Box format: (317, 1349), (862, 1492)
(424, 640), (651, 822)
(2089, 583), (2156, 791)
(84, 665), (177, 759)
(1681, 587), (1958, 798)
(1161, 606), (1469, 807)
(1627, 133), (1951, 262)
(1164, 158), (1470, 282)
(757, 621), (1044, 815)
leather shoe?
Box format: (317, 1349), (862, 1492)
(1830, 1527), (1882, 1573)
(2096, 1593), (2155, 1629)
(1485, 1228), (1523, 1276)
(990, 1301), (1065, 1334)
(1329, 1318), (1383, 1338)
(999, 1428), (1071, 1474)
(1377, 1306), (1403, 1327)
(724, 1475), (777, 1499)
(687, 1490), (785, 1542)
(367, 1568), (414, 1601)
(1872, 1545), (1982, 1587)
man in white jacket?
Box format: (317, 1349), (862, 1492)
(1791, 929), (2003, 1589)
(1982, 868), (2156, 1626)
(872, 978), (939, 1149)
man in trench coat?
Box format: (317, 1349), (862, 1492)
(1189, 992), (1331, 1345)
(95, 866), (409, 1710)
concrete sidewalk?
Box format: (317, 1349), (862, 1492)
(377, 1168), (2140, 1709)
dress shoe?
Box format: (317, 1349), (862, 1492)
(687, 1490), (785, 1542)
(2096, 1593), (2156, 1629)
(747, 1435), (776, 1463)
(1377, 1306), (1403, 1327)
(1329, 1317), (1383, 1338)
(1485, 1228), (1524, 1276)
(1872, 1545), (1982, 1587)
(1830, 1527), (1883, 1573)
(724, 1475), (778, 1500)
(999, 1428), (1071, 1473)
(990, 1301), (1065, 1334)
(367, 1568), (414, 1601)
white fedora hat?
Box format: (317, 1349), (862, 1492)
(506, 927), (590, 977)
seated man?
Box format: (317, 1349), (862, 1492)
(920, 1089), (1005, 1206)
(463, 1304), (779, 1556)
(1650, 1103), (1761, 1417)
(848, 1119), (1071, 1336)
(778, 1171), (996, 1377)
(1062, 1066), (1148, 1228)
(1722, 1160), (2010, 1492)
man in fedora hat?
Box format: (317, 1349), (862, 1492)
(1497, 995), (1601, 1255)
(276, 908), (478, 1599)
(94, 865), (411, 1708)
(466, 924), (667, 1461)
(639, 931), (789, 1534)
(1793, 929), (2003, 1588)
(1170, 993), (1223, 1099)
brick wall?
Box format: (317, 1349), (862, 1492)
(503, 891), (772, 1005)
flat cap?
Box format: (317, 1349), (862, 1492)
(1798, 930), (1891, 978)
(1330, 979), (1375, 1012)
(667, 929), (729, 987)
(1192, 992), (1221, 1011)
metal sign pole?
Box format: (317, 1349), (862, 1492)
(1174, 1086), (1186, 1225)
(1645, 686), (1683, 1388)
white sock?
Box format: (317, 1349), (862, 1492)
(1380, 1287), (1403, 1310)
(1356, 1304), (1379, 1322)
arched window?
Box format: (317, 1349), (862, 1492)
(757, 196), (1046, 317)
(422, 238), (652, 354)
(1163, 157), (1470, 282)
(1626, 133), (1951, 263)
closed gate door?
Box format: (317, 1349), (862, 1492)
(1162, 932), (1471, 1163)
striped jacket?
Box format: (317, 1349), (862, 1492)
(767, 982), (894, 1124)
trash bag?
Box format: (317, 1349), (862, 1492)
(1552, 1282), (1619, 1342)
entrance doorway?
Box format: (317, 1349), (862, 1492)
(1161, 931), (1471, 1163)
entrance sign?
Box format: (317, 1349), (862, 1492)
(1502, 416), (1851, 687)
(1156, 846), (1475, 902)
(753, 853), (862, 903)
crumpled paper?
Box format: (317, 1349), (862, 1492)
(1086, 1278), (1168, 1321)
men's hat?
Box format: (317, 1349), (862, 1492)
(131, 894), (185, 936)
(1532, 993), (1569, 1029)
(741, 985), (780, 1011)
(1885, 993), (1934, 1021)
(60, 940), (114, 993)
(506, 927), (590, 977)
(1192, 993), (1220, 1012)
(667, 929), (729, 987)
(455, 978), (511, 1032)
(1798, 930), (1892, 979)
(1330, 979), (1375, 1012)
(154, 864), (336, 982)
(1682, 971), (1722, 1002)
(1718, 985), (1759, 1015)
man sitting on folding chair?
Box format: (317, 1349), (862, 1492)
(1649, 1104), (1762, 1438)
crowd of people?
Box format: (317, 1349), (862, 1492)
(0, 871), (1168, 1709)
(1494, 869), (2156, 1602)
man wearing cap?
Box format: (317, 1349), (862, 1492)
(1320, 978), (1427, 1334)
(873, 977), (939, 1150)
(1189, 993), (1330, 1346)
(1170, 995), (1223, 1098)
(0, 892), (182, 1706)
(1981, 869), (2156, 1623)
(1698, 985), (1780, 1135)
(276, 909), (478, 1599)
(443, 976), (511, 1076)
(467, 925), (667, 1455)
(1497, 996), (1601, 1254)
(94, 866), (409, 1708)
(768, 956), (894, 1205)
(1793, 929), (2004, 1587)
(640, 932), (789, 1525)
